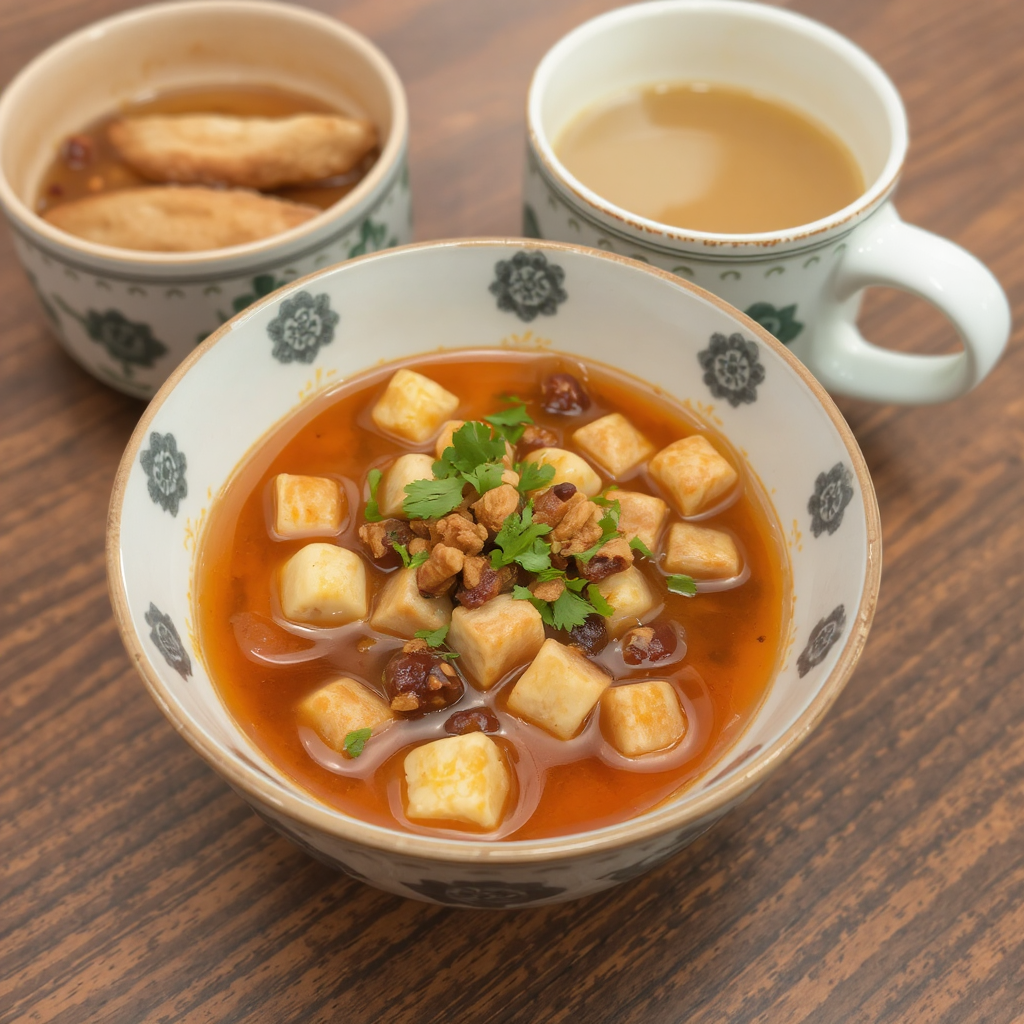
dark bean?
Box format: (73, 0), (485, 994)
(61, 134), (94, 170)
(541, 373), (591, 415)
(622, 623), (678, 666)
(383, 650), (463, 715)
(569, 613), (608, 655)
(553, 482), (577, 501)
(519, 424), (559, 451)
(444, 707), (500, 735)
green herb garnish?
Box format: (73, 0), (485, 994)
(415, 625), (449, 647)
(592, 486), (620, 507)
(586, 584), (615, 616)
(363, 468), (384, 522)
(575, 502), (621, 562)
(628, 536), (654, 558)
(514, 460), (556, 495)
(484, 403), (533, 444)
(393, 542), (430, 570)
(402, 476), (466, 519)
(343, 727), (373, 758)
(512, 573), (616, 631)
(666, 574), (698, 597)
(490, 504), (553, 573)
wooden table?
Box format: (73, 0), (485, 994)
(2, 0), (1021, 1020)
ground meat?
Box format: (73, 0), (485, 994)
(471, 483), (521, 534)
(519, 424), (559, 451)
(532, 483), (580, 528)
(416, 543), (465, 596)
(530, 578), (565, 602)
(576, 537), (634, 582)
(550, 498), (603, 556)
(569, 614), (608, 655)
(541, 373), (591, 415)
(384, 650), (463, 715)
(444, 707), (500, 735)
(456, 562), (517, 608)
(434, 513), (488, 555)
(621, 623), (677, 665)
(357, 518), (413, 561)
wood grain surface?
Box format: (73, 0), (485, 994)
(2, 0), (1022, 1021)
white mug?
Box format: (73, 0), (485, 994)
(524, 0), (1010, 404)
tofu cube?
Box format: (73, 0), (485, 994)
(663, 522), (741, 579)
(435, 419), (465, 459)
(448, 593), (546, 690)
(274, 474), (345, 537)
(649, 435), (738, 516)
(404, 733), (510, 829)
(298, 677), (395, 754)
(522, 447), (603, 497)
(615, 490), (669, 552)
(378, 453), (436, 518)
(572, 413), (655, 477)
(601, 681), (686, 757)
(280, 543), (368, 626)
(507, 639), (611, 740)
(593, 565), (656, 636)
(369, 567), (453, 637)
(371, 368), (460, 443)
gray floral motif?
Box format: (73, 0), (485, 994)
(56, 298), (167, 375)
(745, 301), (804, 345)
(808, 463), (855, 537)
(347, 217), (396, 258)
(267, 291), (339, 364)
(697, 332), (765, 406)
(490, 251), (567, 322)
(404, 878), (566, 908)
(140, 432), (187, 516)
(522, 203), (542, 239)
(144, 603), (192, 679)
(797, 605), (847, 678)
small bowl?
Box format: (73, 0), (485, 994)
(0, 0), (410, 399)
(107, 239), (880, 908)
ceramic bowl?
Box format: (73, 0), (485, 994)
(0, 0), (410, 400)
(107, 239), (881, 908)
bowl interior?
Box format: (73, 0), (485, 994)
(108, 239), (878, 858)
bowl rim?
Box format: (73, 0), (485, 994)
(0, 0), (409, 268)
(106, 237), (882, 864)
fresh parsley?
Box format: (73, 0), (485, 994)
(484, 403), (533, 444)
(512, 572), (616, 631)
(435, 421), (507, 480)
(343, 727), (373, 758)
(490, 504), (553, 573)
(402, 476), (466, 519)
(586, 584), (615, 616)
(629, 536), (654, 558)
(575, 502), (621, 562)
(414, 625), (449, 647)
(363, 468), (384, 522)
(592, 486), (620, 507)
(514, 460), (556, 495)
(393, 542), (429, 570)
(666, 574), (698, 597)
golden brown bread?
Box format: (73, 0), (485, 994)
(42, 186), (319, 252)
(108, 113), (378, 189)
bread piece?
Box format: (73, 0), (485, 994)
(43, 185), (318, 252)
(601, 681), (686, 757)
(572, 413), (655, 477)
(109, 113), (378, 189)
(369, 567), (453, 637)
(593, 565), (656, 636)
(507, 639), (611, 740)
(378, 453), (436, 518)
(280, 543), (368, 626)
(274, 474), (344, 537)
(371, 369), (460, 444)
(663, 522), (741, 579)
(298, 677), (394, 754)
(521, 447), (603, 497)
(448, 593), (546, 689)
(404, 733), (510, 829)
(615, 491), (669, 552)
(648, 435), (739, 516)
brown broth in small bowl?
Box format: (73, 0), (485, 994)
(196, 350), (786, 841)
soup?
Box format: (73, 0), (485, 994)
(196, 351), (787, 840)
(554, 81), (864, 234)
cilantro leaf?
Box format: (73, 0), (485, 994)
(343, 727), (373, 758)
(484, 403), (533, 444)
(575, 506), (621, 562)
(548, 586), (600, 631)
(363, 468), (384, 522)
(512, 584), (553, 626)
(512, 575), (616, 631)
(393, 542), (429, 570)
(629, 536), (654, 558)
(586, 584), (615, 617)
(414, 625), (449, 647)
(402, 477), (466, 519)
(592, 486), (621, 507)
(462, 460), (506, 497)
(491, 504), (552, 573)
(515, 460), (556, 494)
(666, 574), (698, 597)
(446, 421), (507, 474)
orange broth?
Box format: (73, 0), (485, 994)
(196, 351), (787, 840)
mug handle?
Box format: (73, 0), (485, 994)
(812, 203), (1010, 403)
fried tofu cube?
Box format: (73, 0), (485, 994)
(448, 593), (546, 689)
(404, 733), (510, 829)
(522, 447), (603, 497)
(371, 368), (460, 443)
(593, 565), (656, 636)
(369, 567), (453, 636)
(649, 435), (739, 516)
(615, 490), (669, 552)
(280, 543), (368, 626)
(663, 522), (741, 579)
(273, 473), (344, 537)
(572, 413), (655, 477)
(435, 419), (465, 459)
(601, 681), (686, 757)
(507, 639), (611, 740)
(378, 453), (436, 518)
(298, 677), (395, 754)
